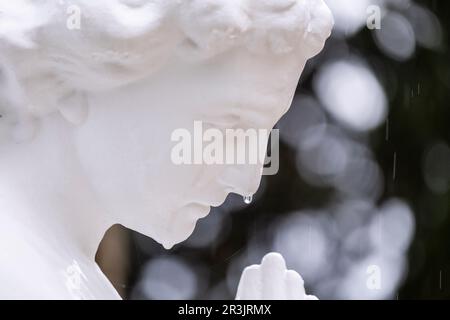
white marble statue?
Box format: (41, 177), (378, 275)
(0, 0), (332, 299)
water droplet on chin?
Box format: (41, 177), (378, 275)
(243, 195), (253, 204)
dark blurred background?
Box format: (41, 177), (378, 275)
(97, 0), (450, 300)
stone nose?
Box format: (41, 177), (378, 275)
(219, 163), (264, 197)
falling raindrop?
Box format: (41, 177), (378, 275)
(243, 195), (253, 204)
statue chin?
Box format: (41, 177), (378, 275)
(0, 0), (333, 299)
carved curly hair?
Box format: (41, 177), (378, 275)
(0, 0), (332, 140)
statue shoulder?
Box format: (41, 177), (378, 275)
(0, 215), (120, 299)
(0, 218), (69, 298)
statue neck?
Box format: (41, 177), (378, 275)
(0, 113), (113, 260)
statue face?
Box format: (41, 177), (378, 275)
(1, 0), (333, 249)
(73, 52), (299, 249)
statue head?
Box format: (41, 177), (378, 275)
(0, 0), (332, 249)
